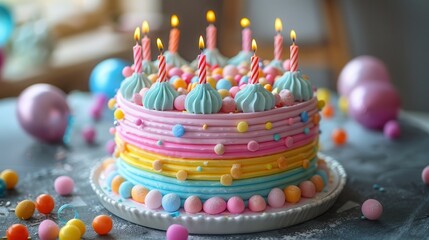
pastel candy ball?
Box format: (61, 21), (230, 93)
(166, 224), (188, 240)
(59, 225), (80, 240)
(284, 185), (301, 203)
(279, 89), (295, 106)
(181, 72), (194, 84)
(131, 185), (149, 203)
(227, 196), (245, 214)
(218, 89), (231, 99)
(223, 65), (239, 77)
(212, 67), (223, 76)
(174, 95), (186, 111)
(221, 97), (236, 113)
(82, 126), (96, 144)
(229, 86), (240, 98)
(268, 188), (286, 208)
(299, 181), (316, 198)
(0, 169), (19, 189)
(265, 74), (275, 85)
(162, 193), (181, 212)
(234, 74), (242, 83)
(310, 175), (325, 192)
(207, 77), (217, 89)
(214, 143), (225, 155)
(145, 190), (162, 209)
(148, 74), (158, 83)
(274, 93), (282, 107)
(122, 66), (133, 78)
(203, 197), (227, 214)
(191, 76), (199, 83)
(361, 199), (383, 220)
(283, 59), (291, 71)
(239, 76), (249, 86)
(384, 120), (401, 139)
(172, 124), (185, 137)
(132, 93), (142, 106)
(177, 87), (188, 95)
(54, 176), (74, 196)
(212, 74), (222, 81)
(168, 67), (184, 77)
(173, 78), (187, 90)
(139, 87), (149, 99)
(421, 166), (429, 185)
(317, 169), (329, 185)
(184, 196), (203, 213)
(119, 181), (134, 199)
(38, 219), (59, 240)
(248, 195), (266, 212)
(15, 200), (35, 220)
(216, 79), (233, 90)
(247, 140), (259, 152)
(263, 66), (279, 77)
(258, 77), (268, 86)
(66, 219), (86, 237)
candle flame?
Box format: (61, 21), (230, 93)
(275, 18), (282, 32)
(290, 30), (296, 43)
(134, 27), (141, 42)
(206, 10), (216, 23)
(171, 14), (179, 27)
(157, 38), (164, 52)
(252, 39), (257, 53)
(240, 18), (250, 28)
(199, 35), (205, 50)
(142, 21), (149, 34)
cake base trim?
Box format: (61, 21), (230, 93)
(90, 153), (346, 234)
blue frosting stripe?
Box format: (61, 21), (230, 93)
(273, 70), (313, 101)
(116, 157), (317, 202)
(119, 72), (152, 101)
(143, 82), (178, 111)
(185, 83), (222, 114)
(235, 84), (275, 112)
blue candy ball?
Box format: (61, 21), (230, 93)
(172, 124), (185, 137)
(239, 76), (249, 85)
(89, 58), (130, 98)
(300, 111), (309, 122)
(216, 79), (233, 90)
(119, 181), (134, 199)
(105, 171), (118, 189)
(169, 75), (180, 84)
(162, 193), (181, 212)
(191, 76), (199, 83)
(0, 179), (6, 196)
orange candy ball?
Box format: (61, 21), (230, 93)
(36, 194), (55, 214)
(92, 215), (113, 235)
(6, 224), (29, 240)
(332, 128), (347, 146)
(173, 79), (187, 90)
(322, 104), (335, 119)
(264, 84), (272, 91)
(311, 175), (325, 192)
(131, 185), (149, 203)
(111, 175), (125, 194)
(284, 185), (301, 204)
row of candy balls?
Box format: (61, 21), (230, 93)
(107, 170), (327, 214)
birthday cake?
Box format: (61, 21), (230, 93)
(92, 12), (346, 234)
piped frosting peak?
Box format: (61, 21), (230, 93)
(185, 83), (222, 114)
(235, 84), (275, 113)
(273, 70), (313, 101)
(120, 72), (152, 101)
(143, 81), (178, 111)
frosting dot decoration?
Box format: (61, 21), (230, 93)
(152, 160), (163, 171)
(230, 164), (242, 179)
(214, 143), (225, 155)
(196, 166), (202, 172)
(114, 109), (124, 120)
(135, 119), (142, 126)
(247, 140), (259, 152)
(277, 156), (287, 169)
(172, 124), (185, 137)
(107, 98), (116, 109)
(236, 121), (249, 133)
(302, 159), (310, 169)
(300, 111), (309, 122)
(273, 133), (281, 141)
(265, 121), (273, 130)
(176, 170), (188, 181)
(266, 164), (273, 170)
(304, 127), (310, 135)
(285, 136), (294, 147)
(220, 174), (233, 186)
(202, 124), (208, 130)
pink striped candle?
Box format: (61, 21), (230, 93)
(250, 39), (259, 84)
(241, 18), (252, 52)
(206, 10), (216, 50)
(133, 27), (142, 73)
(198, 36), (207, 84)
(156, 38), (166, 82)
(274, 18), (283, 60)
(290, 30), (299, 72)
(168, 15), (180, 53)
(141, 21), (151, 61)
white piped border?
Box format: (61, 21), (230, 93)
(90, 153), (346, 234)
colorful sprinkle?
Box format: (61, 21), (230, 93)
(273, 133), (281, 141)
(304, 127), (310, 135)
(157, 140), (162, 146)
(196, 166), (203, 172)
(300, 111), (309, 122)
(152, 160), (163, 171)
(172, 124), (185, 137)
(236, 121), (249, 133)
(266, 164), (273, 170)
(114, 109), (124, 120)
(265, 121), (273, 130)
(332, 128), (347, 146)
(202, 124), (208, 130)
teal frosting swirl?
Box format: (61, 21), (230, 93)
(119, 72), (152, 101)
(267, 59), (285, 73)
(273, 70), (313, 101)
(142, 60), (158, 75)
(235, 84), (275, 113)
(143, 82), (178, 111)
(155, 51), (189, 68)
(185, 83), (222, 114)
(227, 50), (253, 66)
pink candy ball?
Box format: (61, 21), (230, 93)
(203, 197), (227, 214)
(169, 67), (184, 78)
(166, 224), (188, 240)
(105, 140), (116, 155)
(279, 89), (295, 106)
(221, 97), (236, 113)
(299, 181), (316, 198)
(139, 88), (149, 99)
(267, 188), (285, 208)
(122, 66), (133, 78)
(54, 176), (75, 196)
(223, 65), (239, 77)
(234, 74), (242, 84)
(145, 190), (162, 210)
(38, 219), (59, 240)
(283, 59), (291, 71)
(383, 120), (401, 139)
(82, 126), (96, 144)
(132, 93), (143, 106)
(361, 199), (383, 220)
(174, 95), (186, 111)
(248, 195), (266, 212)
(421, 166), (429, 185)
(229, 86), (240, 98)
(212, 74), (222, 81)
(227, 196), (245, 214)
(265, 74), (275, 86)
(181, 73), (194, 84)
(263, 66), (279, 77)
(274, 93), (283, 107)
(184, 196), (203, 213)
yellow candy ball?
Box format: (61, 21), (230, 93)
(114, 109), (124, 120)
(220, 174), (233, 186)
(131, 185), (149, 203)
(338, 95), (349, 114)
(225, 76), (236, 86)
(218, 89), (230, 99)
(316, 88), (330, 104)
(317, 100), (326, 111)
(265, 122), (273, 130)
(1, 169), (18, 189)
(15, 200), (35, 220)
(206, 77), (216, 89)
(188, 82), (198, 91)
(212, 68), (223, 75)
(148, 74), (158, 83)
(176, 170), (188, 181)
(107, 98), (116, 110)
(272, 88), (279, 94)
(59, 225), (81, 240)
(66, 219), (86, 237)
(264, 84), (272, 92)
(173, 78), (187, 90)
(237, 121), (249, 133)
(258, 77), (268, 86)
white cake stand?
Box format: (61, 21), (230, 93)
(90, 153), (346, 234)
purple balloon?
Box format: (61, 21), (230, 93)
(338, 56), (390, 97)
(17, 84), (70, 143)
(0, 48), (5, 75)
(348, 81), (400, 130)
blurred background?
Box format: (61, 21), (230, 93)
(0, 0), (428, 112)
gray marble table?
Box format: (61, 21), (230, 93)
(0, 92), (428, 239)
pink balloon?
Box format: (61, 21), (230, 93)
(338, 56), (390, 96)
(348, 81), (400, 130)
(17, 84), (70, 143)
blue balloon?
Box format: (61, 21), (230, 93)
(89, 58), (130, 98)
(0, 4), (14, 46)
